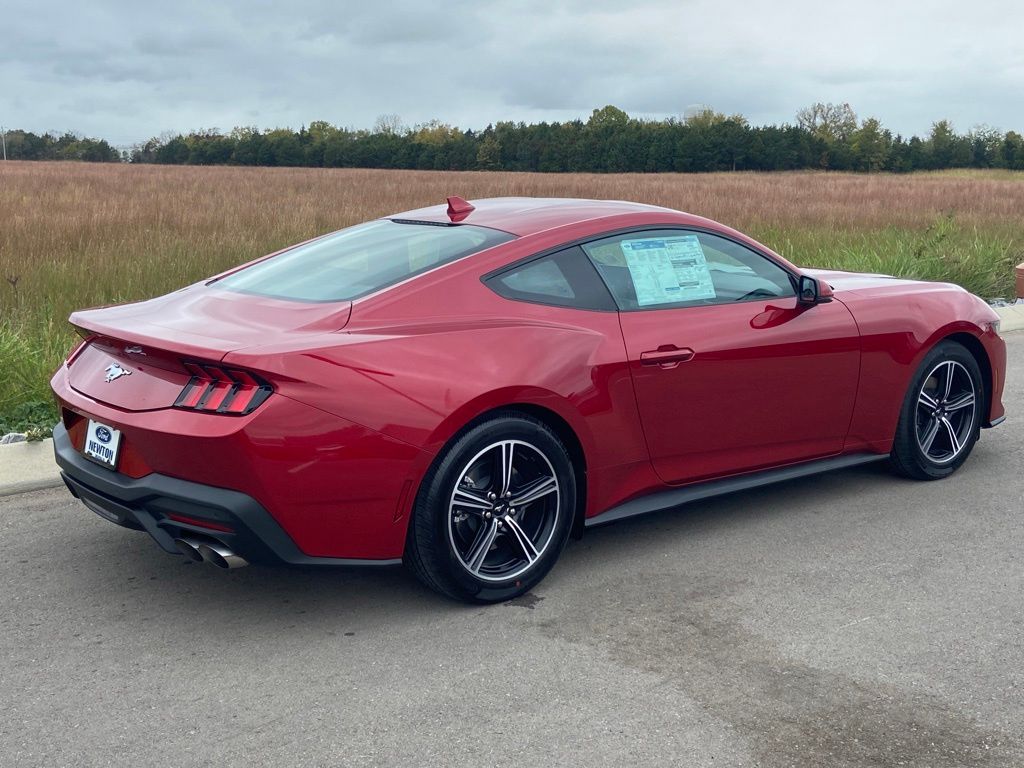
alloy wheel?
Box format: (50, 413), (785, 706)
(915, 360), (977, 465)
(447, 439), (561, 582)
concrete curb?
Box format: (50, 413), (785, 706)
(994, 304), (1024, 333)
(0, 438), (60, 497)
(0, 312), (1020, 498)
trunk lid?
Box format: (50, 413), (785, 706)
(67, 283), (351, 411)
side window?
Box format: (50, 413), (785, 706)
(486, 246), (617, 311)
(583, 230), (795, 310)
(500, 258), (575, 299)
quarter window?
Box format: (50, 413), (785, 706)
(498, 258), (575, 300)
(487, 246), (617, 311)
(583, 230), (795, 310)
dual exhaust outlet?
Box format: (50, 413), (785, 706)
(174, 536), (248, 569)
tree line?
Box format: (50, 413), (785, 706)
(1, 130), (120, 162)
(6, 104), (1024, 172)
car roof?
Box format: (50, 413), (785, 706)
(389, 197), (702, 237)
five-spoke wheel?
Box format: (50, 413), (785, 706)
(915, 360), (977, 464)
(448, 439), (561, 582)
(892, 341), (983, 480)
(406, 413), (575, 603)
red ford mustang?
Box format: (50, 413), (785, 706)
(51, 196), (1006, 602)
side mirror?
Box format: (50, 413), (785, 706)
(797, 275), (832, 305)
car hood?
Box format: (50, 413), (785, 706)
(804, 268), (942, 296)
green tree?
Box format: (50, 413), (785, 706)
(968, 126), (1003, 167)
(796, 102), (858, 142)
(851, 118), (891, 171)
(926, 120), (970, 168)
(1002, 131), (1024, 170)
(796, 102), (858, 168)
(476, 135), (502, 170)
(155, 136), (189, 164)
(587, 105), (629, 129)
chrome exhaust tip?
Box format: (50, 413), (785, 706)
(174, 537), (205, 563)
(197, 541), (249, 570)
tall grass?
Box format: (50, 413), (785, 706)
(1, 162), (1022, 432)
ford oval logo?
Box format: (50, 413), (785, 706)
(95, 426), (112, 443)
(104, 363), (132, 383)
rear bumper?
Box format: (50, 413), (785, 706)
(51, 360), (430, 559)
(53, 424), (401, 567)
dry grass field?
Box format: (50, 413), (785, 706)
(2, 161), (1023, 432)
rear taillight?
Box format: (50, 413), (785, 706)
(174, 362), (273, 415)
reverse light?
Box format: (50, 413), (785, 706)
(174, 362), (273, 415)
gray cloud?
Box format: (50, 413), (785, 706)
(2, 0), (1022, 146)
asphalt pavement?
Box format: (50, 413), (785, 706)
(2, 334), (1022, 767)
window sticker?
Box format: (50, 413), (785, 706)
(620, 236), (716, 306)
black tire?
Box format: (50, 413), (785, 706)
(890, 340), (984, 480)
(405, 411), (576, 603)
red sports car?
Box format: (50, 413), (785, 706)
(51, 196), (1006, 602)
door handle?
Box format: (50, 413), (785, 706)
(639, 345), (694, 368)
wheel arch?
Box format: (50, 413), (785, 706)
(420, 395), (591, 540)
(495, 403), (588, 539)
(889, 328), (989, 479)
(943, 331), (994, 425)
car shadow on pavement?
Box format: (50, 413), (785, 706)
(562, 460), (898, 564)
(53, 461), (901, 626)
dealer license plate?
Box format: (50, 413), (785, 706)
(83, 419), (122, 469)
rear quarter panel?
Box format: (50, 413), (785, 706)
(225, 305), (653, 519)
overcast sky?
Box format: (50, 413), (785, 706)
(3, 0), (1023, 147)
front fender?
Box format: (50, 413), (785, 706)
(841, 284), (1003, 450)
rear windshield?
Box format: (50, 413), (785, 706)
(215, 220), (514, 302)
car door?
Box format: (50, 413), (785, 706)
(583, 229), (861, 485)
